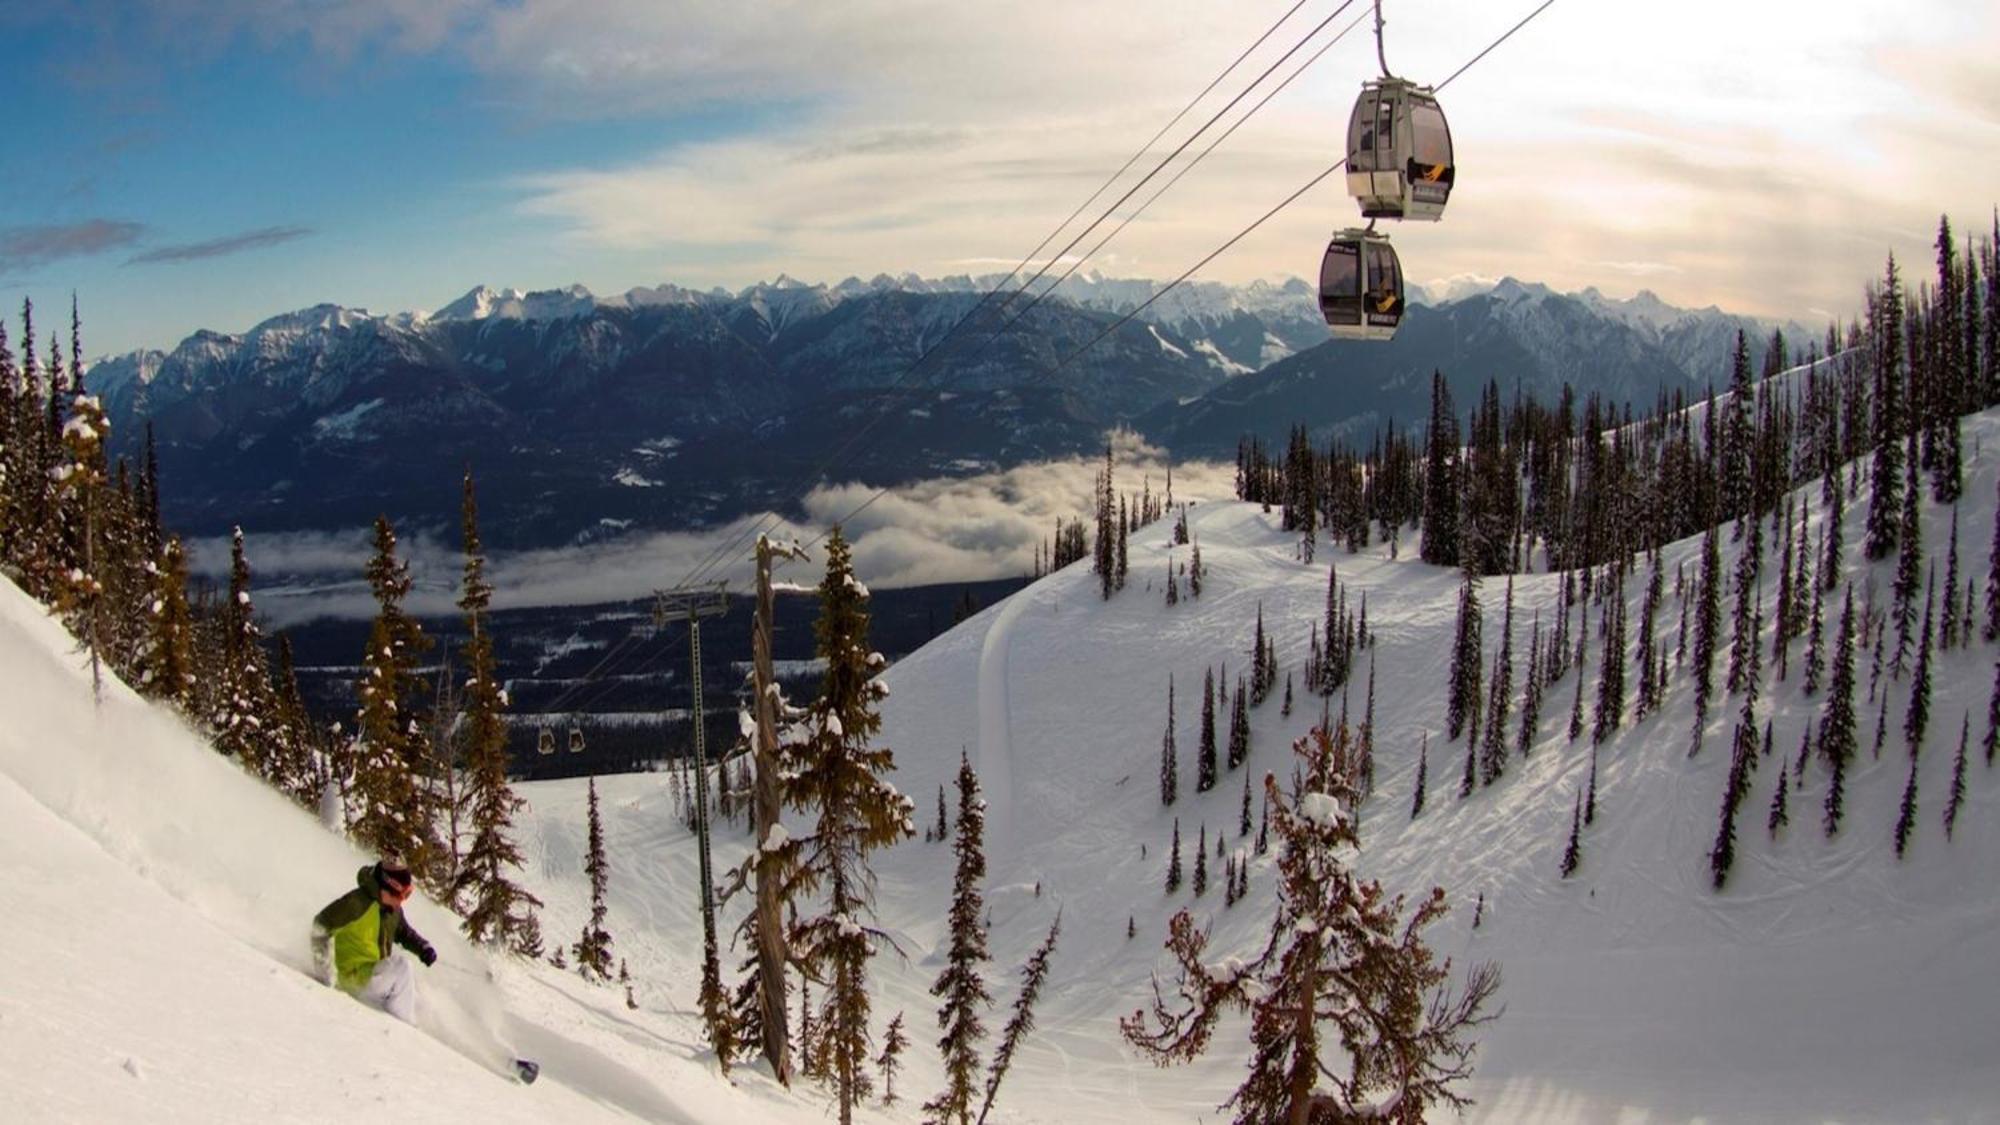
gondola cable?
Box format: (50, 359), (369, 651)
(650, 0), (1365, 601)
(524, 1), (1350, 707)
(806, 0), (1558, 541)
(961, 3), (1373, 365)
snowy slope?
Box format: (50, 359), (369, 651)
(0, 573), (863, 1124)
(13, 401), (2000, 1122)
(508, 414), (2000, 1123)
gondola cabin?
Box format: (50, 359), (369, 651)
(1345, 77), (1453, 221)
(537, 728), (556, 756)
(1319, 229), (1404, 341)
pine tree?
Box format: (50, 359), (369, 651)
(1987, 475), (2000, 641)
(1636, 554), (1664, 715)
(1893, 746), (1921, 860)
(1188, 536), (1204, 598)
(452, 474), (542, 955)
(1166, 819), (1182, 893)
(1728, 513), (1763, 695)
(1768, 761), (1790, 837)
(1121, 726), (1500, 1123)
(1227, 675), (1250, 770)
(1821, 589), (1859, 837)
(1281, 672), (1293, 718)
(1865, 253), (1906, 560)
(976, 911), (1061, 1125)
(1411, 733), (1429, 819)
(1357, 653), (1377, 796)
(1585, 746), (1598, 825)
(1568, 633), (1588, 744)
(1160, 675), (1178, 806)
(1116, 496), (1129, 591)
(878, 1012), (909, 1107)
(1239, 769), (1254, 838)
(1518, 615), (1543, 757)
(1944, 711), (1969, 840)
(1593, 576), (1627, 745)
(789, 529), (917, 1123)
(1197, 668), (1218, 792)
(922, 752), (991, 1125)
(1458, 726), (1476, 799)
(1803, 550), (1828, 694)
(1691, 525), (1723, 752)
(210, 527), (276, 776)
(1710, 718), (1754, 890)
(1447, 574), (1482, 741)
(1251, 603), (1269, 704)
(1891, 432), (1924, 676)
(1906, 572), (1937, 758)
(1421, 371), (1463, 567)
(1942, 508), (1963, 649)
(1480, 578), (1515, 785)
(136, 535), (198, 710)
(1193, 824), (1208, 896)
(1984, 656), (2000, 769)
(350, 517), (443, 881)
(1560, 791), (1582, 878)
(572, 778), (615, 980)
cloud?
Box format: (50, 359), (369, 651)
(126, 225), (313, 265)
(212, 438), (1237, 628)
(0, 220), (146, 272)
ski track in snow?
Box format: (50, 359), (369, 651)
(976, 572), (1032, 853)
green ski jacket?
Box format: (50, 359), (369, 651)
(311, 866), (433, 993)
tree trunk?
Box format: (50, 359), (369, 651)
(1288, 951), (1320, 1125)
(752, 538), (793, 1083)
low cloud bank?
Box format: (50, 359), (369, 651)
(191, 440), (1235, 629)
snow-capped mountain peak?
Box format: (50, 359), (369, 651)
(431, 284), (598, 323)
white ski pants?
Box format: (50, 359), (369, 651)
(356, 954), (419, 1025)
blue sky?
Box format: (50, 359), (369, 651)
(2, 1), (1993, 356)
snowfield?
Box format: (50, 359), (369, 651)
(7, 409), (2000, 1121)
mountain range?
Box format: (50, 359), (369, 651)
(87, 273), (1810, 549)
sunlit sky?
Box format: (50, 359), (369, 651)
(1, 0), (1993, 356)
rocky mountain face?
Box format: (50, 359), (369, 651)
(1141, 279), (1812, 457)
(90, 281), (1228, 546)
(88, 273), (1808, 547)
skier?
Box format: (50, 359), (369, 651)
(311, 855), (437, 1025)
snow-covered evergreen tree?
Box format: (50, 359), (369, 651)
(350, 516), (444, 887)
(788, 528), (916, 1123)
(1822, 588), (1859, 836)
(449, 474), (542, 953)
(1121, 726), (1500, 1124)
(572, 778), (614, 980)
(210, 527), (275, 776)
(922, 751), (990, 1125)
(1197, 667), (1217, 792)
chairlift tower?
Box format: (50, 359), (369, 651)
(653, 583), (730, 960)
